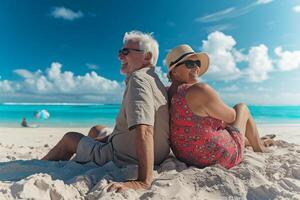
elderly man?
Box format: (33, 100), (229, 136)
(42, 30), (170, 191)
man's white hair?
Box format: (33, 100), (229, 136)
(123, 30), (159, 66)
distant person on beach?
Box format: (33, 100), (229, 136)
(21, 117), (28, 127)
(21, 117), (40, 128)
(42, 30), (170, 191)
(165, 44), (274, 169)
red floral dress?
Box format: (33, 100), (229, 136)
(170, 84), (244, 169)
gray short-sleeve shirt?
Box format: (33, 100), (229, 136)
(126, 75), (155, 128)
(108, 67), (170, 167)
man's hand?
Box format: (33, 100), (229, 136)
(107, 124), (154, 192)
(107, 180), (150, 192)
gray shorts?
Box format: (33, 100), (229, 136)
(75, 136), (114, 166)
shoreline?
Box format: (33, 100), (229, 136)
(0, 123), (299, 146)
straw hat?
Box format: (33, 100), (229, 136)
(165, 44), (209, 77)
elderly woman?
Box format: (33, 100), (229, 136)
(165, 44), (273, 169)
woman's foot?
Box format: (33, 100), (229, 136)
(262, 138), (275, 147)
(260, 134), (276, 147)
(252, 139), (273, 153)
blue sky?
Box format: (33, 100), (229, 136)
(1, 0), (300, 105)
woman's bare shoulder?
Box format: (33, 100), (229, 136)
(186, 83), (218, 107)
(187, 83), (213, 96)
(184, 83), (214, 115)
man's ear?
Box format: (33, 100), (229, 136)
(145, 52), (152, 61)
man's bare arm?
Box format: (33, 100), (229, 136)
(107, 124), (154, 191)
(135, 124), (154, 185)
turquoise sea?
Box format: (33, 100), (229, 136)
(1, 103), (300, 127)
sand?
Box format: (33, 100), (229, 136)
(0, 125), (299, 199)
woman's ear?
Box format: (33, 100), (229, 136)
(169, 69), (178, 81)
(172, 68), (177, 75)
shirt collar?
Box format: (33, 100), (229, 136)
(125, 66), (154, 85)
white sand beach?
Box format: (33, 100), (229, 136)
(0, 125), (299, 199)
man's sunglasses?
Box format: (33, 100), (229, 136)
(118, 48), (143, 56)
(174, 60), (201, 69)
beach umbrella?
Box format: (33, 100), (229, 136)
(35, 109), (50, 120)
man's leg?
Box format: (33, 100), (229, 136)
(42, 132), (84, 161)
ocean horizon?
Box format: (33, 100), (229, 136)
(1, 103), (300, 128)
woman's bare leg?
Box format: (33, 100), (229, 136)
(244, 137), (250, 146)
(230, 103), (268, 152)
(42, 132), (84, 161)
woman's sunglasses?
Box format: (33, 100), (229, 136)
(174, 60), (201, 69)
(118, 48), (143, 56)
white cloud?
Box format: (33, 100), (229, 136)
(202, 31), (241, 81)
(155, 67), (170, 86)
(256, 0), (273, 5)
(13, 69), (53, 92)
(293, 5), (300, 13)
(1, 63), (173, 103)
(2, 62), (124, 103)
(275, 47), (300, 71)
(196, 7), (236, 23)
(51, 7), (83, 21)
(196, 31), (300, 82)
(47, 62), (76, 92)
(232, 48), (248, 62)
(199, 31), (298, 83)
(196, 1), (273, 23)
(244, 45), (273, 82)
(198, 31), (300, 83)
(14, 69), (37, 79)
(0, 80), (15, 93)
(46, 62), (121, 95)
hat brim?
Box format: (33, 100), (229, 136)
(168, 52), (209, 77)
